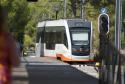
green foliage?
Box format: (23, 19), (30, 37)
(0, 0), (118, 50)
(1, 0), (30, 44)
(24, 34), (32, 48)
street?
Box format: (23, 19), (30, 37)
(12, 57), (99, 84)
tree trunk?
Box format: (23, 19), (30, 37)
(70, 0), (77, 18)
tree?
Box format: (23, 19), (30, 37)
(1, 0), (30, 44)
(0, 0), (117, 50)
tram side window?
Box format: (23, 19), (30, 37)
(45, 32), (55, 50)
(36, 32), (41, 43)
(56, 32), (62, 43)
(44, 26), (68, 49)
(41, 31), (44, 43)
(56, 32), (68, 48)
(36, 27), (44, 43)
(50, 32), (55, 50)
(45, 32), (50, 49)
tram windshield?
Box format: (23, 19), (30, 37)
(70, 28), (89, 45)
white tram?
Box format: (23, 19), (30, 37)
(36, 19), (94, 62)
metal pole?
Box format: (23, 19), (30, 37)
(115, 0), (122, 50)
(114, 0), (122, 84)
(120, 1), (124, 84)
(64, 0), (66, 18)
(80, 0), (83, 19)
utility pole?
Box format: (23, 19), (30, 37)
(114, 0), (123, 84)
(80, 0), (84, 19)
(64, 0), (67, 18)
(115, 0), (122, 50)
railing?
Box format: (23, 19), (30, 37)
(98, 34), (125, 84)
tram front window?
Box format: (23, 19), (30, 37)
(70, 28), (89, 46)
(72, 32), (89, 45)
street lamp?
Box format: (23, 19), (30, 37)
(80, 0), (85, 19)
(49, 0), (64, 19)
(53, 5), (60, 19)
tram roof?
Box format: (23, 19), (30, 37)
(37, 19), (91, 27)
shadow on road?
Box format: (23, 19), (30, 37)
(12, 64), (98, 84)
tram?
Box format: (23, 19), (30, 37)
(36, 19), (94, 62)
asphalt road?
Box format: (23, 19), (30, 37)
(12, 57), (99, 84)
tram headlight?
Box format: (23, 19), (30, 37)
(72, 48), (89, 52)
(80, 48), (89, 52)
